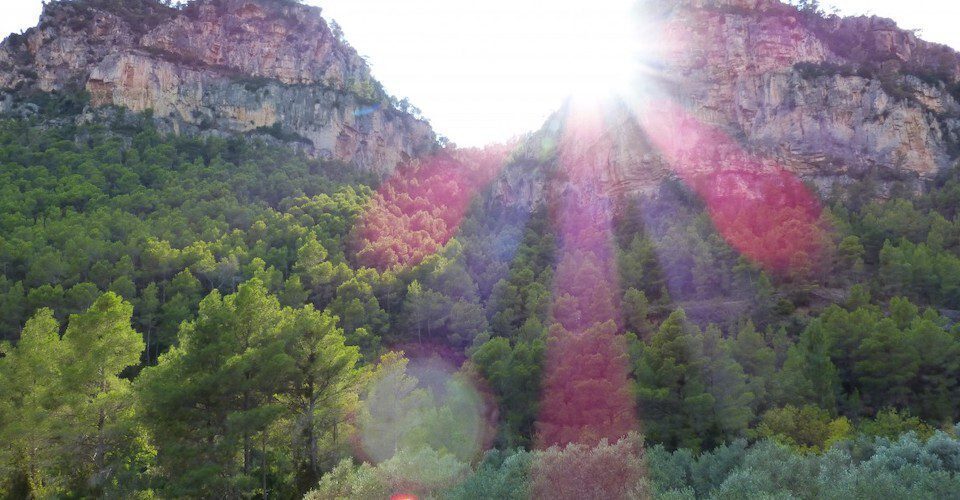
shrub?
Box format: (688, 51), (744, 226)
(528, 433), (647, 500)
(752, 405), (852, 452)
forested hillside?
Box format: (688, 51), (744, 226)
(4, 0), (960, 498)
(1, 105), (960, 497)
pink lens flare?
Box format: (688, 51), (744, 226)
(536, 101), (639, 450)
(351, 145), (515, 271)
(635, 99), (831, 278)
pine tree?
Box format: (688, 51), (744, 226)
(854, 318), (918, 412)
(699, 324), (754, 446)
(0, 295), (146, 497)
(136, 280), (292, 497)
(536, 321), (636, 448)
(60, 293), (145, 493)
(635, 310), (748, 451)
(0, 310), (67, 497)
(471, 336), (545, 448)
(776, 321), (840, 413)
(327, 276), (388, 357)
(622, 288), (651, 336)
(278, 305), (362, 493)
(731, 320), (776, 413)
(906, 315), (960, 422)
(294, 235), (337, 303)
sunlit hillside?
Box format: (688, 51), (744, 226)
(2, 0), (960, 498)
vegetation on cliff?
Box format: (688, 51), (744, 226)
(0, 112), (958, 496)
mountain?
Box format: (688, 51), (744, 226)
(497, 0), (960, 208)
(0, 0), (436, 174)
(5, 0), (960, 498)
(4, 0), (958, 191)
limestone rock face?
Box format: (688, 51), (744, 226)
(0, 0), (435, 174)
(504, 0), (960, 207)
(139, 0), (360, 86)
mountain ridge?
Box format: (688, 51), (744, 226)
(0, 0), (436, 174)
(3, 0), (960, 197)
(494, 0), (960, 209)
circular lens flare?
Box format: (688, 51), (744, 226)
(357, 356), (490, 464)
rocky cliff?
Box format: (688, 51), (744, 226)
(497, 0), (960, 207)
(0, 0), (436, 174)
(2, 0), (958, 195)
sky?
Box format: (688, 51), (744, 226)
(2, 1), (960, 146)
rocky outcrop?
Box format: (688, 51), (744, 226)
(0, 0), (435, 174)
(662, 0), (960, 180)
(503, 0), (960, 207)
(2, 0), (958, 193)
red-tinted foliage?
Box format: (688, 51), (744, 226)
(536, 321), (637, 448)
(535, 110), (639, 449)
(529, 433), (646, 500)
(351, 146), (513, 271)
(691, 169), (829, 276)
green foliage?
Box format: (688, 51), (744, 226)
(777, 300), (960, 423)
(396, 247), (489, 349)
(7, 78), (960, 497)
(136, 280), (290, 496)
(649, 429), (960, 498)
(307, 459), (389, 500)
(858, 408), (935, 441)
(0, 310), (69, 497)
(251, 122), (312, 145)
(21, 87), (91, 116)
(326, 271), (388, 358)
(636, 309), (754, 451)
(136, 280), (361, 497)
(486, 208), (556, 338)
(356, 353), (488, 465)
(67, 0), (179, 33)
(278, 303), (362, 491)
(752, 405), (852, 453)
(444, 449), (532, 500)
(880, 239), (960, 307)
(305, 430), (960, 499)
(307, 448), (469, 499)
(0, 295), (146, 497)
(0, 118), (372, 352)
(471, 337), (544, 448)
(730, 321), (776, 415)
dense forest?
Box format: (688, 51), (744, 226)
(3, 102), (960, 499)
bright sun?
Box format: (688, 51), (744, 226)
(315, 0), (649, 146)
(555, 0), (647, 103)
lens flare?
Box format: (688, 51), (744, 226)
(632, 98), (830, 278)
(535, 101), (638, 451)
(350, 4), (832, 493)
(561, 0), (645, 104)
(356, 356), (492, 464)
(351, 145), (514, 271)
